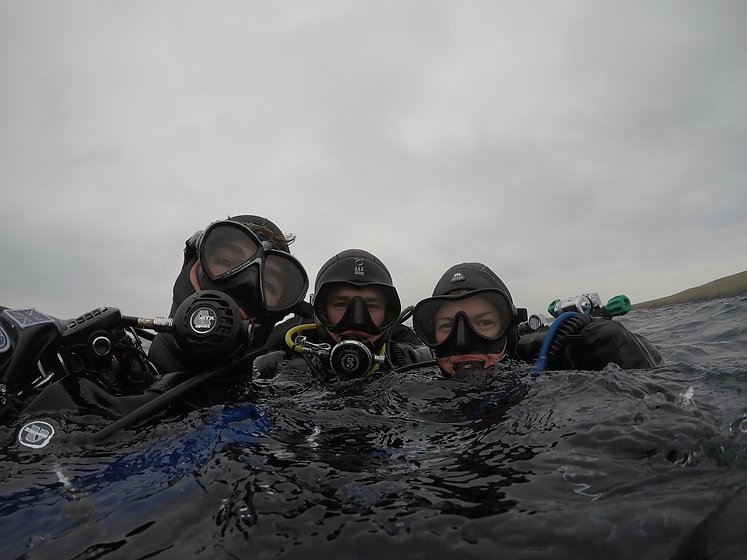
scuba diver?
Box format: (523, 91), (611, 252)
(148, 214), (309, 373)
(257, 249), (430, 379)
(0, 214), (309, 431)
(141, 214), (310, 409)
(412, 262), (662, 376)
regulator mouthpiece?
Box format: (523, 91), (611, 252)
(452, 360), (485, 373)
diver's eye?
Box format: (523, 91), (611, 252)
(206, 255), (241, 274)
(473, 317), (500, 337)
(264, 280), (280, 297)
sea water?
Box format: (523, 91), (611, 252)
(1, 296), (746, 559)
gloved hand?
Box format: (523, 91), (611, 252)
(553, 316), (662, 370)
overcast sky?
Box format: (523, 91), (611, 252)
(1, 1), (745, 322)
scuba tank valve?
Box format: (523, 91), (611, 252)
(548, 293), (630, 319)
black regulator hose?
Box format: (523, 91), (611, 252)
(387, 306), (437, 373)
(66, 347), (267, 445)
(386, 305), (414, 368)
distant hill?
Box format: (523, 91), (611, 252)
(634, 270), (747, 309)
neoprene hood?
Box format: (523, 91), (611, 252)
(432, 262), (513, 301)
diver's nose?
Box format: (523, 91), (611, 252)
(454, 313), (470, 347)
(348, 297), (369, 326)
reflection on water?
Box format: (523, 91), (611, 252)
(1, 296), (747, 559)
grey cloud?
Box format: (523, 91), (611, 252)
(1, 1), (745, 321)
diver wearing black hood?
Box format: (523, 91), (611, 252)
(0, 214), (310, 429)
(148, 215), (309, 374)
(413, 262), (662, 376)
(259, 249), (427, 379)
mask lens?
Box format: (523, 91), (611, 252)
(314, 282), (400, 334)
(200, 223), (261, 279)
(262, 252), (309, 312)
(414, 289), (513, 347)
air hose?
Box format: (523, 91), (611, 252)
(388, 306), (412, 369)
(67, 347), (267, 445)
(533, 311), (583, 373)
(285, 323), (318, 352)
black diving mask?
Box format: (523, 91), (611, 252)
(413, 289), (516, 358)
(313, 282), (401, 335)
(195, 221), (308, 319)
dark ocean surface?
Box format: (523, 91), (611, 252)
(1, 296), (746, 559)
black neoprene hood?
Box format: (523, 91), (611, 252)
(228, 214), (289, 252)
(314, 249), (394, 291)
(432, 262), (513, 301)
(312, 249), (402, 333)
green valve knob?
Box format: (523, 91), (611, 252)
(605, 295), (631, 316)
(548, 299), (561, 317)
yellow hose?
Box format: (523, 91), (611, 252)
(284, 323), (317, 352)
(285, 323), (388, 376)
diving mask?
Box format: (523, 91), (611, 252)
(313, 282), (400, 336)
(413, 288), (517, 358)
(195, 221), (308, 319)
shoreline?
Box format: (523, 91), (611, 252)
(633, 270), (747, 310)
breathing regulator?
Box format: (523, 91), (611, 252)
(0, 290), (253, 400)
(284, 324), (386, 378)
(131, 290), (253, 361)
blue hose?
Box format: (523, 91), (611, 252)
(533, 311), (579, 373)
